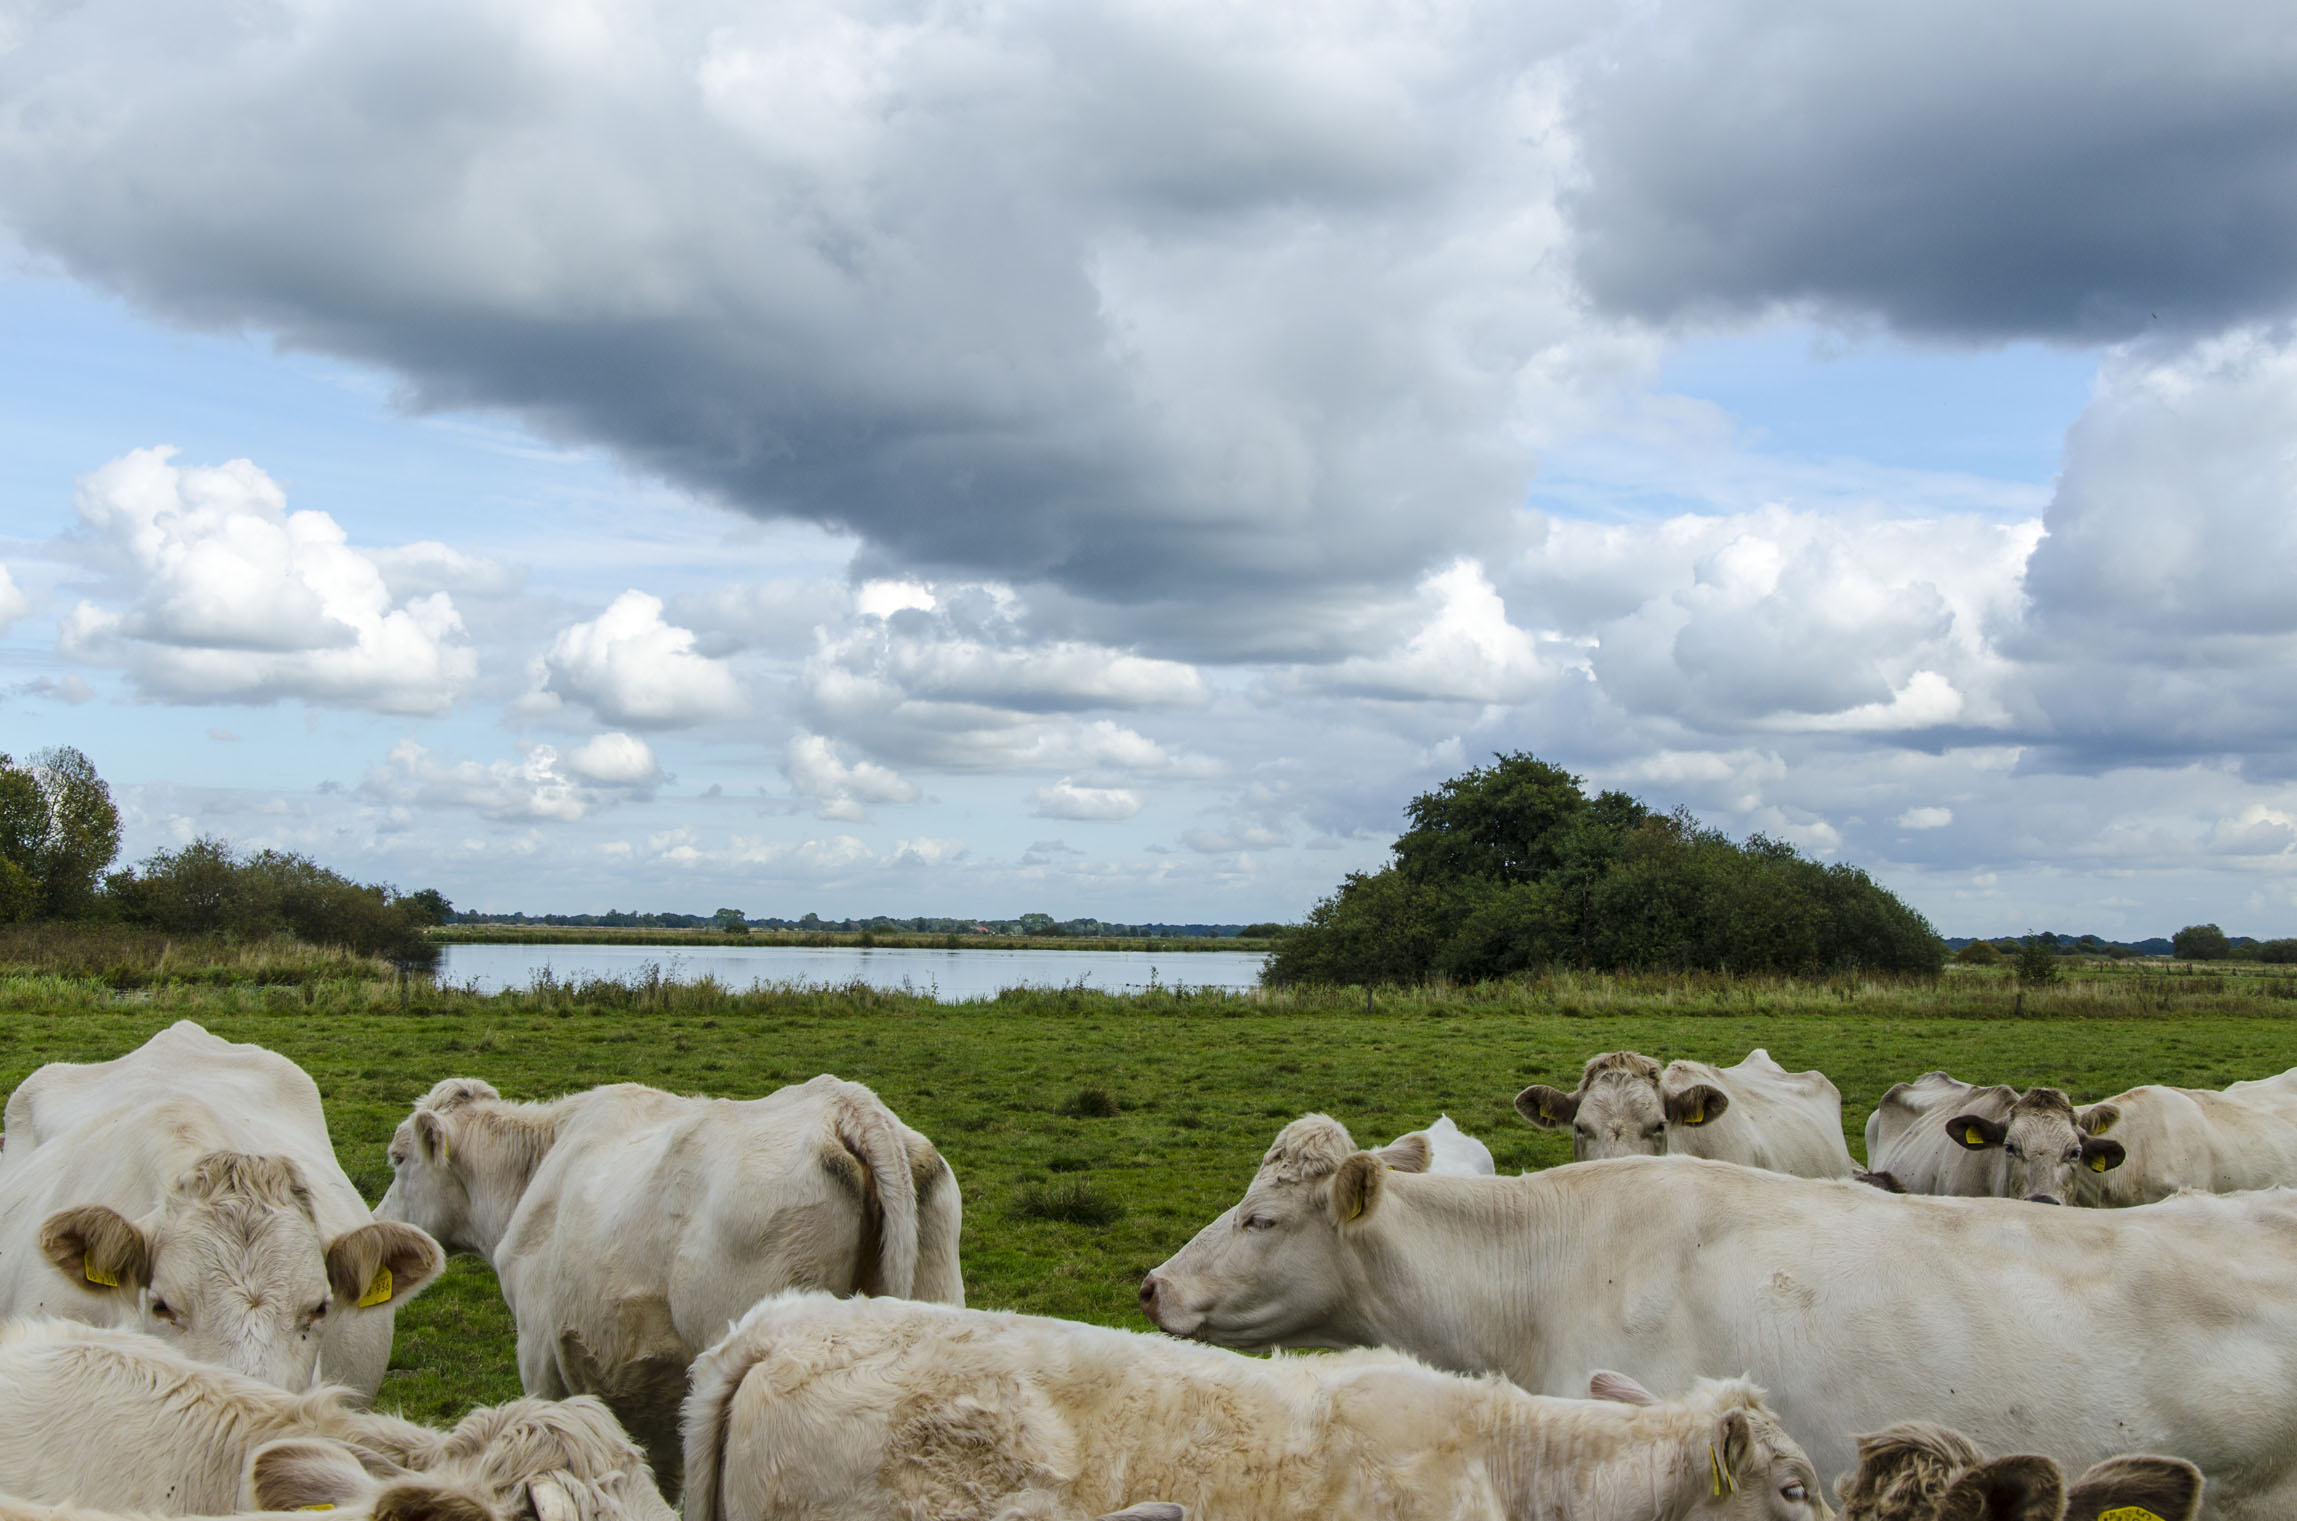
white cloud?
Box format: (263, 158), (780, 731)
(1897, 806), (1954, 830)
(647, 828), (876, 872)
(540, 590), (745, 729)
(1181, 824), (1289, 854)
(56, 448), (477, 713)
(1029, 779), (1143, 821)
(782, 733), (919, 822)
(0, 564), (28, 633)
(892, 836), (967, 867)
(361, 735), (656, 822)
(1306, 560), (1556, 704)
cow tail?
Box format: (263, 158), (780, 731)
(680, 1330), (769, 1521)
(834, 1090), (921, 1299)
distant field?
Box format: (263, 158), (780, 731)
(4, 964), (2295, 1427)
(428, 924), (1271, 953)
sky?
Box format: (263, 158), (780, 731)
(2, 0), (2295, 937)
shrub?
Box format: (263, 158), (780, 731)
(1012, 1179), (1124, 1227)
(1955, 940), (2003, 966)
(2171, 923), (2233, 961)
(2015, 938), (2062, 985)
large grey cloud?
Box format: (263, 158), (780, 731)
(0, 0), (1608, 618)
(1568, 1), (2297, 340)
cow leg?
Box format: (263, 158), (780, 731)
(556, 1297), (692, 1501)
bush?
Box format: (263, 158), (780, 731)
(106, 837), (443, 964)
(2253, 938), (2297, 964)
(1955, 940), (2003, 966)
(2172, 923), (2233, 961)
(2015, 938), (2062, 985)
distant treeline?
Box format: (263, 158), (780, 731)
(1949, 928), (2295, 963)
(449, 910), (1282, 938)
(1267, 752), (1947, 986)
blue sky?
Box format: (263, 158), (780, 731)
(3, 0), (2295, 937)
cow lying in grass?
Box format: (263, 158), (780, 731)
(682, 1291), (1830, 1521)
(0, 1438), (501, 1521)
(1834, 1422), (2201, 1521)
(0, 1318), (675, 1521)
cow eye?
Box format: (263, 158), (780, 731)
(1781, 1479), (1808, 1503)
(2005, 1142), (2024, 1158)
(1643, 1124), (1665, 1138)
(149, 1299), (177, 1323)
(306, 1299), (331, 1325)
(1242, 1214), (1276, 1232)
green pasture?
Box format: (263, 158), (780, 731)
(4, 966), (2296, 1427)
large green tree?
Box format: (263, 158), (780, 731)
(0, 747), (121, 920)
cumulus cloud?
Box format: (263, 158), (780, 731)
(0, 0), (1623, 619)
(783, 733), (919, 822)
(1898, 807), (1954, 831)
(0, 564), (28, 633)
(1568, 1), (2297, 340)
(646, 828), (874, 872)
(1303, 560), (1558, 703)
(56, 448), (476, 712)
(1029, 779), (1144, 821)
(539, 590), (745, 729)
(361, 736), (656, 823)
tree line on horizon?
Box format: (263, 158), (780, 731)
(1264, 751), (1949, 986)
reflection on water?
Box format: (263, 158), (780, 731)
(435, 941), (1267, 1003)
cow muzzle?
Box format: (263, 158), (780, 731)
(1138, 1272), (1200, 1337)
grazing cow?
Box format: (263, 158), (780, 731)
(0, 1317), (675, 1521)
(0, 1439), (504, 1521)
(1385, 1114), (1496, 1175)
(1864, 1075), (2125, 1204)
(681, 1290), (1831, 1521)
(0, 1021), (442, 1392)
(1516, 1049), (1855, 1177)
(1835, 1422), (2202, 1521)
(375, 1073), (961, 1487)
(1138, 1114), (2297, 1518)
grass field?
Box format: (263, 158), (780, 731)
(3, 964), (2296, 1429)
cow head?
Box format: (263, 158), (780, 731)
(1944, 1089), (2124, 1204)
(1516, 1051), (1730, 1161)
(38, 1151), (442, 1389)
(376, 1078), (508, 1255)
(1834, 1421), (2199, 1521)
(1593, 1372), (1833, 1520)
(245, 1438), (504, 1521)
(1138, 1114), (1420, 1350)
(437, 1395), (679, 1521)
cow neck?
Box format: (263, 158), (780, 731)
(1338, 1173), (1548, 1382)
(459, 1096), (566, 1262)
(1492, 1395), (1714, 1521)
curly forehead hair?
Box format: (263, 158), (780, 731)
(2009, 1088), (2075, 1119)
(1579, 1051), (1664, 1088)
(1259, 1114), (1358, 1182)
(1836, 1423), (1987, 1520)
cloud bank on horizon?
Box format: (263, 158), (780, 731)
(1, 0), (2293, 934)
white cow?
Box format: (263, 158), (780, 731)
(0, 1317), (675, 1521)
(0, 1021), (442, 1392)
(0, 1439), (505, 1521)
(681, 1290), (1830, 1521)
(1516, 1049), (1855, 1177)
(1835, 1422), (2202, 1521)
(1138, 1113), (2297, 1519)
(1384, 1114), (1495, 1175)
(375, 1073), (962, 1485)
(1864, 1075), (2125, 1204)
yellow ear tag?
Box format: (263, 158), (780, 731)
(1708, 1444), (1736, 1497)
(84, 1261), (119, 1289)
(1964, 1125), (1986, 1146)
(1345, 1198), (1363, 1223)
(1685, 1107), (1706, 1126)
(357, 1266), (393, 1308)
(439, 1134), (449, 1162)
(293, 1506), (337, 1512)
(2097, 1509), (2164, 1521)
(2091, 1154), (2110, 1172)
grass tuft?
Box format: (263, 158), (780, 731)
(1013, 1178), (1126, 1227)
(1062, 1086), (1121, 1118)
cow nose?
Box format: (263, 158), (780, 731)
(2024, 1193), (2064, 1206)
(1138, 1273), (1161, 1317)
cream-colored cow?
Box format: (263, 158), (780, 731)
(1141, 1113), (2297, 1519)
(0, 1439), (504, 1521)
(376, 1073), (960, 1486)
(0, 1021), (441, 1392)
(682, 1291), (1830, 1521)
(1517, 1049), (1855, 1177)
(0, 1317), (675, 1521)
(1834, 1421), (2202, 1521)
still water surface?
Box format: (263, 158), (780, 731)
(435, 941), (1268, 1002)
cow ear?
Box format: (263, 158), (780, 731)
(1936, 1455), (2063, 1521)
(1097, 1507), (1187, 1521)
(1374, 1132), (1432, 1174)
(245, 1438), (377, 1512)
(1514, 1085), (1579, 1129)
(1947, 1113), (2007, 1150)
(1666, 1085), (1728, 1128)
(2077, 1102), (2121, 1137)
(2063, 1454), (2202, 1521)
(328, 1221), (446, 1309)
(413, 1110), (451, 1164)
(373, 1483), (498, 1521)
(1588, 1370), (1658, 1405)
(2080, 1137), (2127, 1174)
(1331, 1153), (1385, 1227)
(39, 1205), (150, 1294)
(1709, 1408), (1753, 1493)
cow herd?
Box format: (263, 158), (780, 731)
(0, 1022), (2291, 1519)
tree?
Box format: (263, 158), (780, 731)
(712, 907), (749, 934)
(2015, 936), (2062, 985)
(2171, 923), (2233, 961)
(1954, 940), (2003, 966)
(401, 888), (454, 927)
(0, 748), (121, 919)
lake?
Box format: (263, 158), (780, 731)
(434, 941), (1269, 1002)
